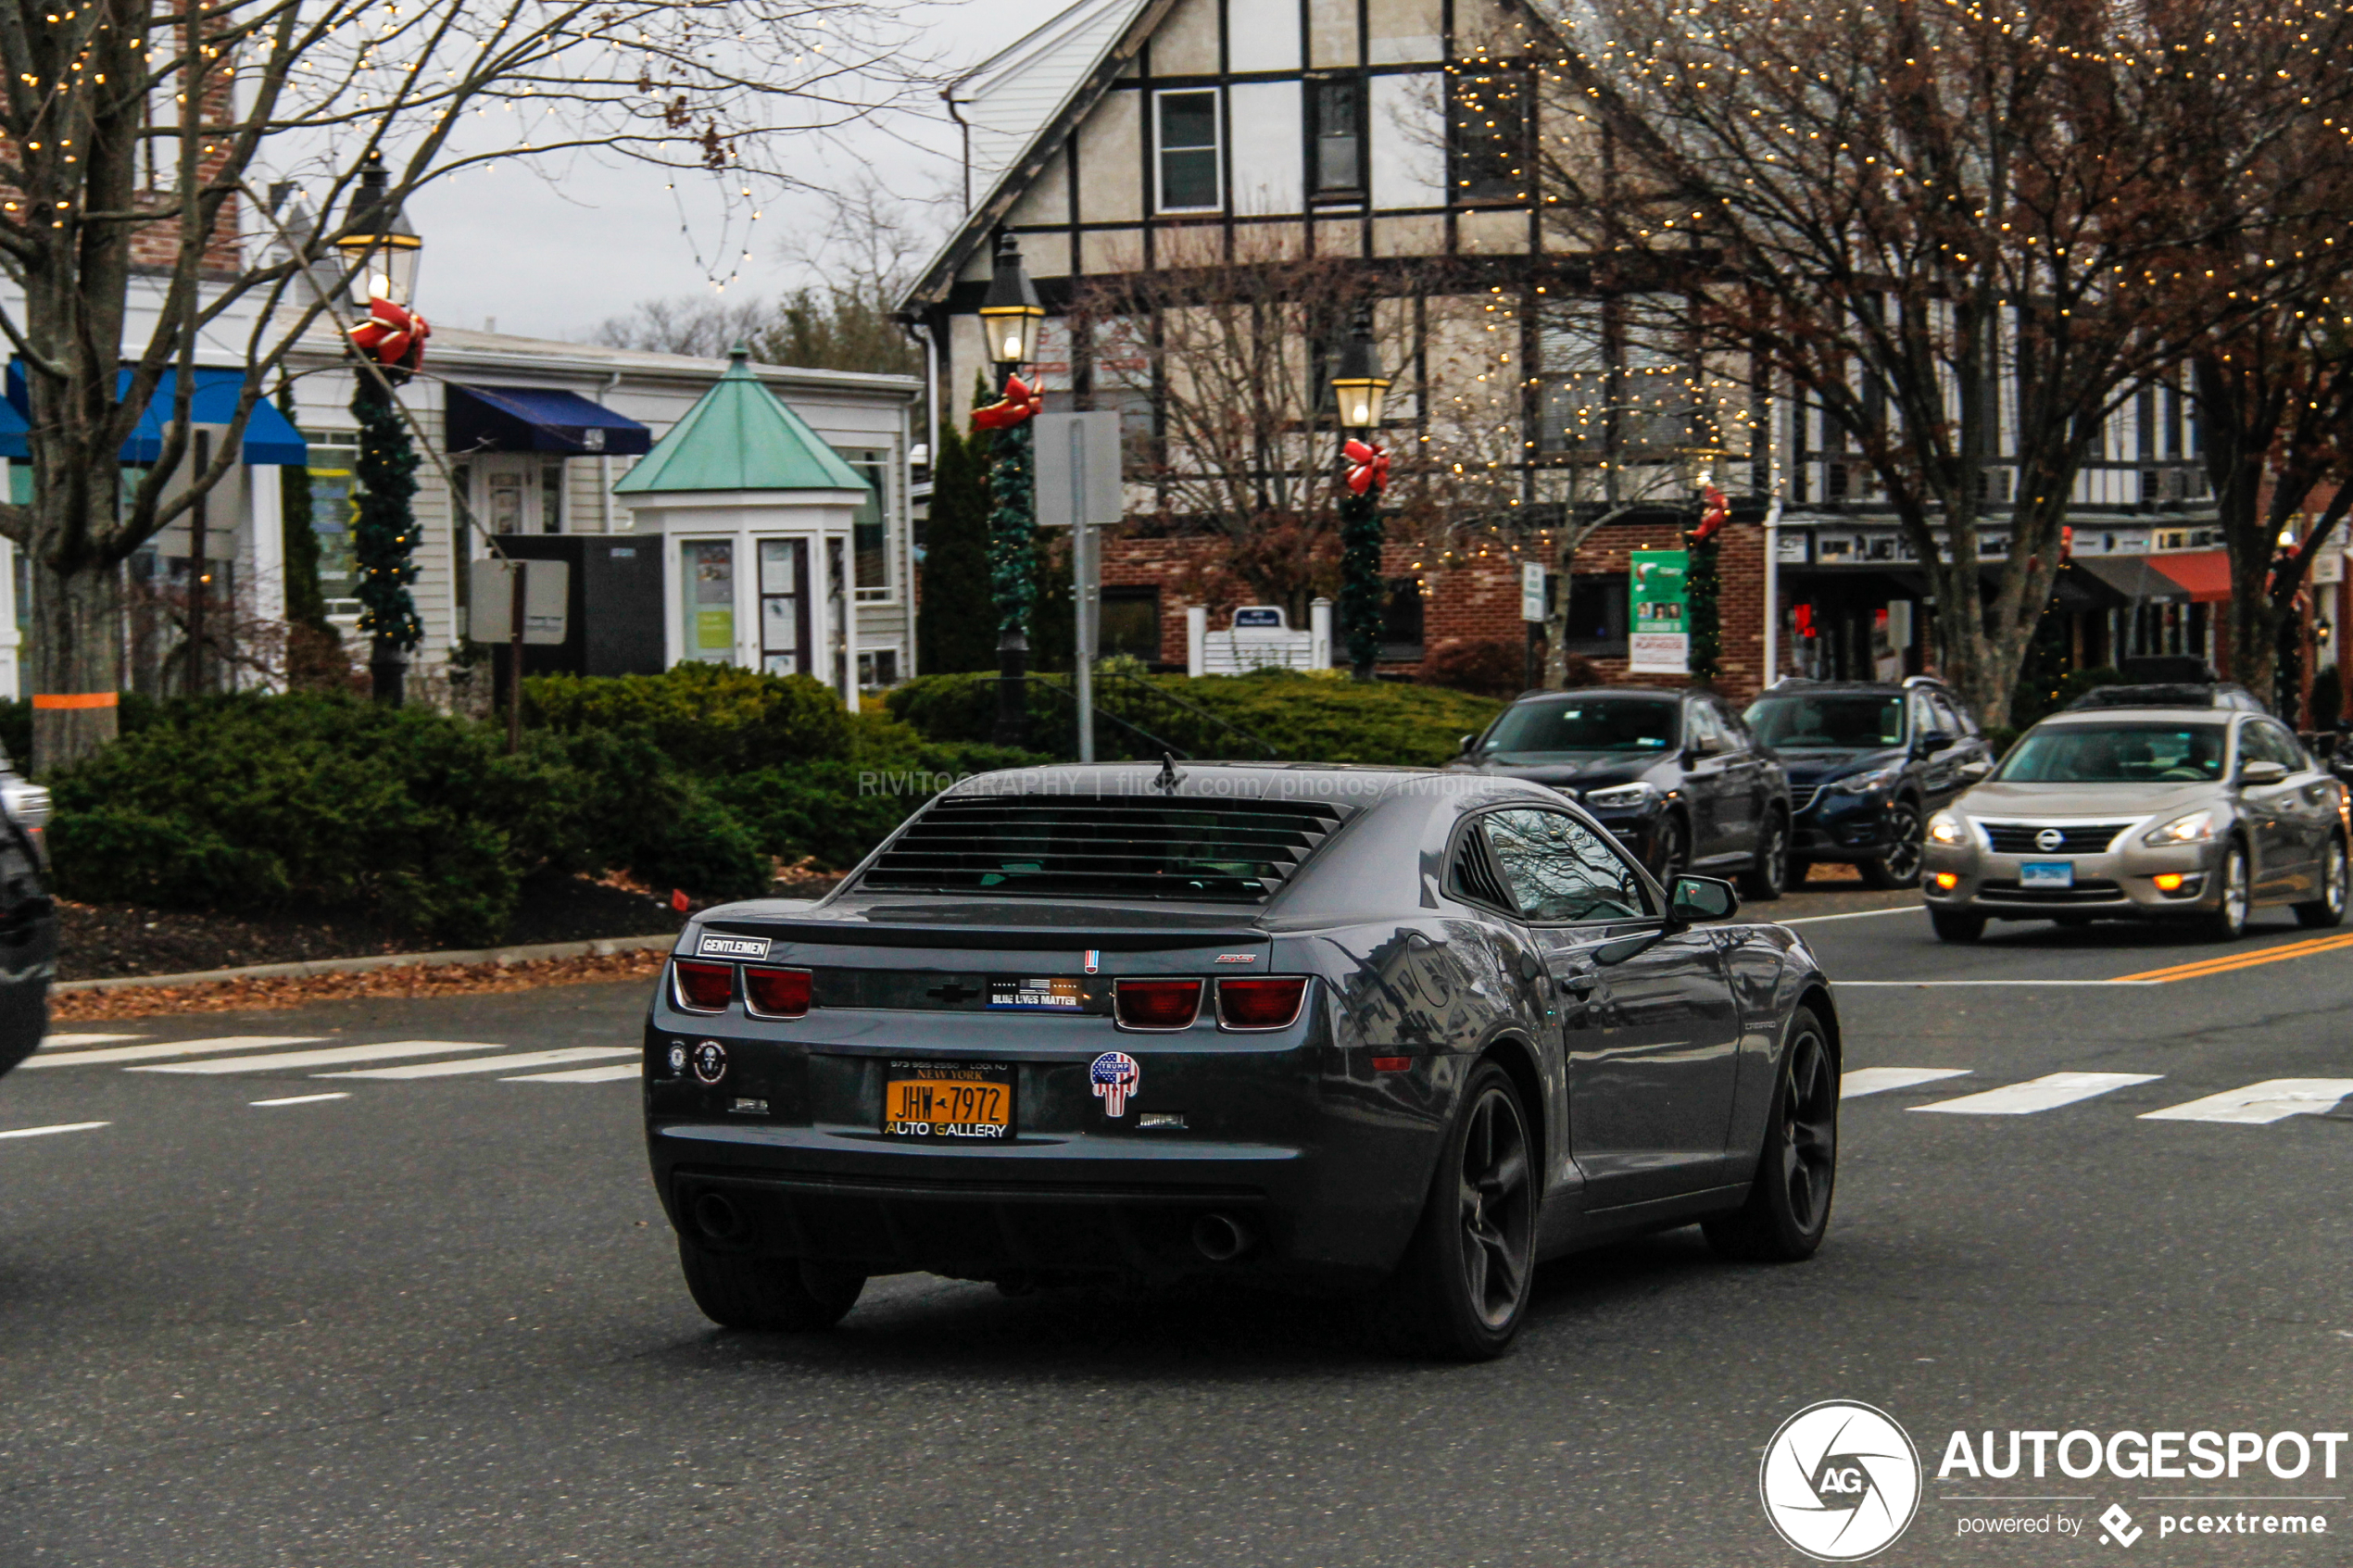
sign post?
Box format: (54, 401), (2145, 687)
(1521, 562), (1547, 689)
(1034, 411), (1125, 762)
(1629, 549), (1691, 675)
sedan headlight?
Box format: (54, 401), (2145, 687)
(2143, 809), (2219, 846)
(1927, 809), (1968, 846)
(1831, 765), (1906, 796)
(1582, 781), (1659, 809)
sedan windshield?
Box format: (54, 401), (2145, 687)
(1745, 695), (1904, 750)
(1482, 699), (1678, 754)
(1995, 722), (2227, 784)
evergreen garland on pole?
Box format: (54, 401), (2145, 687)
(1686, 532), (1722, 684)
(350, 373), (422, 674)
(988, 419), (1036, 637)
(1339, 488), (1385, 679)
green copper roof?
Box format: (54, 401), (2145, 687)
(613, 345), (871, 495)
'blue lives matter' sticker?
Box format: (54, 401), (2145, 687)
(988, 976), (1083, 1010)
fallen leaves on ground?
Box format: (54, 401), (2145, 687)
(53, 947), (668, 1022)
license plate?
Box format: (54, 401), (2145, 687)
(2020, 860), (2074, 888)
(882, 1060), (1014, 1140)
(988, 976), (1083, 1011)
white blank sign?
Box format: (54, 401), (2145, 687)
(1032, 412), (1124, 529)
(467, 558), (570, 645)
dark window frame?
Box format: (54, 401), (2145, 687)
(1154, 87), (1224, 214)
(1308, 75), (1366, 201)
(1447, 64), (1532, 206)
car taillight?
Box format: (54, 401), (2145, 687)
(1216, 976), (1309, 1030)
(1114, 978), (1202, 1030)
(673, 960), (735, 1012)
(742, 965), (812, 1018)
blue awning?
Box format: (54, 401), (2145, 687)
(446, 383), (652, 457)
(3, 363), (308, 466)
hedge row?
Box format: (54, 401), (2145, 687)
(886, 669), (1504, 769)
(19, 663), (1497, 947)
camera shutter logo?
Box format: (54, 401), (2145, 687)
(1759, 1400), (1921, 1561)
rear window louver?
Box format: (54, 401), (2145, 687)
(861, 796), (1353, 902)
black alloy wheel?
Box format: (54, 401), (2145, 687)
(1373, 1060), (1537, 1361)
(1648, 813), (1690, 891)
(1741, 810), (1790, 902)
(1705, 1007), (1837, 1262)
(1857, 798), (1924, 889)
(2294, 835), (2348, 929)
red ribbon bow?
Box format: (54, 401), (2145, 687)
(970, 373), (1043, 430)
(1690, 483), (1730, 544)
(1344, 438), (1390, 495)
(349, 295), (430, 370)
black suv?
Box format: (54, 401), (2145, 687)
(1743, 677), (1994, 888)
(1452, 687), (1793, 897)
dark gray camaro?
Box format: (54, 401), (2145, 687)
(642, 763), (1842, 1359)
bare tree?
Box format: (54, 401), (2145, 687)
(589, 295), (780, 358)
(1536, 0), (2353, 724)
(0, 0), (925, 769)
(1077, 229), (1436, 624)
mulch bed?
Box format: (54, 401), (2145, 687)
(52, 947), (673, 1023)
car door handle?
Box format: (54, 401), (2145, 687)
(1562, 974), (1598, 999)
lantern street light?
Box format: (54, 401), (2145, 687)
(1331, 304), (1393, 681)
(980, 233), (1043, 746)
(339, 150), (427, 707)
(333, 151), (422, 311)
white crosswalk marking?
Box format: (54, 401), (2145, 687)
(505, 1063), (641, 1084)
(1912, 1072), (2162, 1116)
(38, 1033), (144, 1050)
(24, 1035), (321, 1068)
(1842, 1068), (1972, 1100)
(321, 1047), (637, 1081)
(132, 1040), (508, 1075)
(2141, 1079), (2353, 1125)
(0, 1121), (109, 1140)
(251, 1093), (351, 1108)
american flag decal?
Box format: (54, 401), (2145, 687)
(1089, 1051), (1140, 1119)
(1083, 948), (1101, 973)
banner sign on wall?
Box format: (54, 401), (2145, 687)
(1629, 549), (1690, 673)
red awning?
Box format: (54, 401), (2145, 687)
(2144, 549), (2233, 603)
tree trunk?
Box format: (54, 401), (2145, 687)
(29, 550), (125, 774)
(1542, 535), (1579, 687)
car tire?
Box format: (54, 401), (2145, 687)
(1930, 909), (1985, 943)
(1739, 811), (1790, 902)
(1647, 813), (1690, 890)
(1856, 798), (1924, 889)
(2294, 836), (2348, 929)
(1370, 1060), (1538, 1361)
(1704, 1006), (1837, 1263)
(677, 1241), (866, 1332)
(2196, 840), (2252, 942)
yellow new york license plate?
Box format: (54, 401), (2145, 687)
(882, 1060), (1014, 1140)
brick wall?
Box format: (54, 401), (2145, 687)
(1097, 517), (1775, 703)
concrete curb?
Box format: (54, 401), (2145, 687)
(54, 933), (680, 994)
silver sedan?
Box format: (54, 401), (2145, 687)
(1919, 706), (2349, 942)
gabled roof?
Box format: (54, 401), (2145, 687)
(900, 0), (1177, 314)
(613, 345), (870, 495)
(950, 0), (1149, 205)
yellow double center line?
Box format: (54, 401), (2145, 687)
(2111, 930), (2353, 984)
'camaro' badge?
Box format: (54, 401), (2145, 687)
(1089, 1051), (1140, 1118)
(691, 1040), (728, 1085)
(1214, 953), (1257, 964)
(698, 933), (771, 960)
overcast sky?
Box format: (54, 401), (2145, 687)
(401, 0), (1074, 344)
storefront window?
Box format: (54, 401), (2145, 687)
(835, 448), (890, 602)
(301, 433), (360, 614)
(681, 540), (736, 663)
(759, 538), (807, 676)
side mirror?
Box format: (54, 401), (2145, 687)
(1459, 734), (1478, 756)
(1957, 759), (1993, 782)
(1918, 734), (1956, 756)
(2239, 759), (2290, 785)
(1669, 874), (1740, 925)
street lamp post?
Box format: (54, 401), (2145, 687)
(335, 151), (427, 707)
(978, 233), (1044, 747)
(1330, 305), (1392, 682)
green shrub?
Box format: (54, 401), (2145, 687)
(523, 662), (854, 771)
(886, 671), (1502, 768)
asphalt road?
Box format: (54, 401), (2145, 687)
(5, 888), (2353, 1566)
